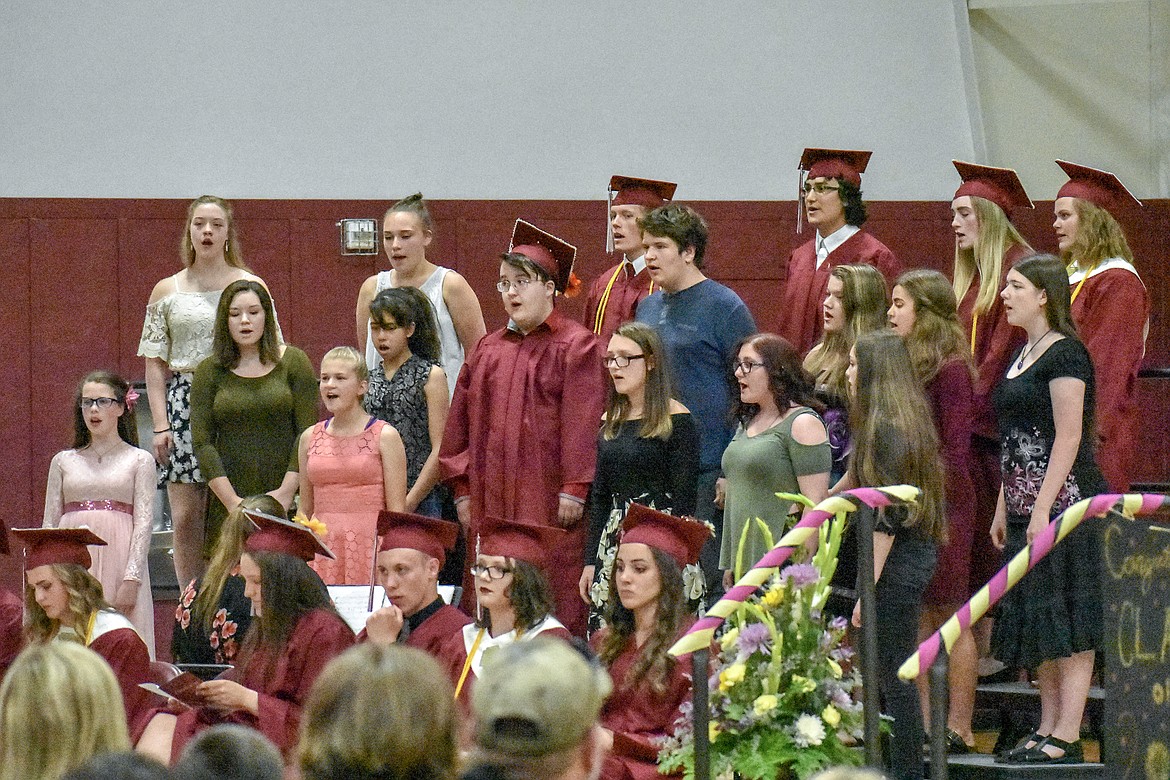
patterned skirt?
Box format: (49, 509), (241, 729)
(158, 372), (204, 486)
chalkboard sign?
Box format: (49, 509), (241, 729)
(1102, 517), (1170, 778)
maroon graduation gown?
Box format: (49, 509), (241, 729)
(957, 245), (1028, 589)
(0, 589), (22, 681)
(440, 308), (607, 635)
(407, 604), (473, 657)
(592, 630), (693, 780)
(88, 621), (155, 743)
(1071, 267), (1149, 492)
(923, 359), (977, 605)
(585, 262), (654, 341)
(169, 608), (355, 761)
(776, 231), (900, 355)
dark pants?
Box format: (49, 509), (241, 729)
(874, 579), (927, 780)
(695, 468), (723, 600)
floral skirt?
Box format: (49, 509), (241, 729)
(158, 372), (204, 486)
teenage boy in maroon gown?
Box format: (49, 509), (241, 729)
(777, 147), (900, 355)
(585, 175), (678, 341)
(362, 510), (470, 656)
(441, 220), (608, 636)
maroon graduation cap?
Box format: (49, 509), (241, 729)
(478, 516), (565, 571)
(509, 219), (579, 295)
(620, 503), (711, 567)
(1056, 160), (1143, 220)
(377, 510), (460, 567)
(244, 510), (335, 562)
(952, 160), (1033, 215)
(11, 527), (107, 570)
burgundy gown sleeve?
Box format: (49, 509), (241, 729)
(89, 626), (155, 743)
(406, 605), (473, 657)
(558, 325), (609, 501)
(438, 338), (478, 500)
(1072, 268), (1149, 491)
(776, 239), (823, 356)
(0, 590), (24, 681)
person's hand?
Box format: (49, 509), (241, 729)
(1027, 505), (1051, 544)
(455, 499), (471, 532)
(722, 569), (734, 591)
(990, 515), (1006, 551)
(558, 496), (584, 527)
(851, 600), (862, 628)
(198, 680), (258, 714)
(579, 565), (595, 603)
(714, 478), (727, 509)
(268, 485), (296, 512)
(152, 431), (173, 464)
(365, 605), (405, 645)
(114, 580), (139, 615)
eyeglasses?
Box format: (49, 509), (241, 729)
(79, 397), (120, 410)
(603, 354), (646, 368)
(496, 278), (535, 293)
(470, 564), (514, 580)
(733, 360), (765, 375)
(802, 182), (840, 196)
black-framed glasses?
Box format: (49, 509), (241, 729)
(79, 397), (120, 410)
(802, 182), (840, 196)
(496, 278), (535, 293)
(470, 564), (514, 580)
(603, 354), (646, 369)
(733, 360), (765, 375)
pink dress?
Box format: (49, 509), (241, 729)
(43, 445), (156, 656)
(305, 419), (388, 585)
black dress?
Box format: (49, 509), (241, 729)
(991, 337), (1106, 668)
(585, 412), (699, 631)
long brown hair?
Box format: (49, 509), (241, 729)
(72, 370), (138, 449)
(237, 551), (346, 679)
(181, 195), (246, 269)
(804, 264), (888, 399)
(210, 279), (282, 368)
(850, 331), (945, 541)
(952, 196), (1031, 316)
(602, 322), (676, 441)
(895, 270), (975, 385)
(598, 547), (685, 695)
(1061, 198), (1134, 271)
(193, 495), (285, 627)
(24, 564), (110, 644)
(1012, 254), (1079, 339)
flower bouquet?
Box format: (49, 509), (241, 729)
(658, 495), (865, 780)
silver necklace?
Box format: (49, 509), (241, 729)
(1016, 329), (1054, 370)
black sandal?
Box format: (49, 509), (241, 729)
(995, 731), (1044, 763)
(1013, 735), (1084, 764)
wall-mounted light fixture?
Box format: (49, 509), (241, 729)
(337, 218), (378, 255)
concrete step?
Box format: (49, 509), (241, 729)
(933, 753), (1104, 779)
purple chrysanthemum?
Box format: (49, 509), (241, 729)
(737, 623), (771, 656)
(783, 563), (820, 588)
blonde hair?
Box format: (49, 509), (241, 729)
(1061, 198), (1134, 271)
(194, 494), (285, 627)
(24, 563), (109, 644)
(299, 644), (457, 780)
(0, 643), (130, 780)
(952, 196), (1031, 316)
(803, 264), (888, 399)
(321, 345), (370, 384)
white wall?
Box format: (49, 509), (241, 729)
(3, 2), (1165, 201)
(0, 1), (978, 200)
(969, 0), (1170, 201)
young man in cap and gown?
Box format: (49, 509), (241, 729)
(440, 220), (607, 636)
(776, 148), (900, 355)
(362, 510), (471, 656)
(585, 175), (677, 341)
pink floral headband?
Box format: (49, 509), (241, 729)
(124, 387), (140, 412)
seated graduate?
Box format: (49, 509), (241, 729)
(439, 515), (573, 708)
(137, 511), (355, 764)
(14, 527), (154, 742)
(362, 510), (471, 655)
(591, 503), (711, 780)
